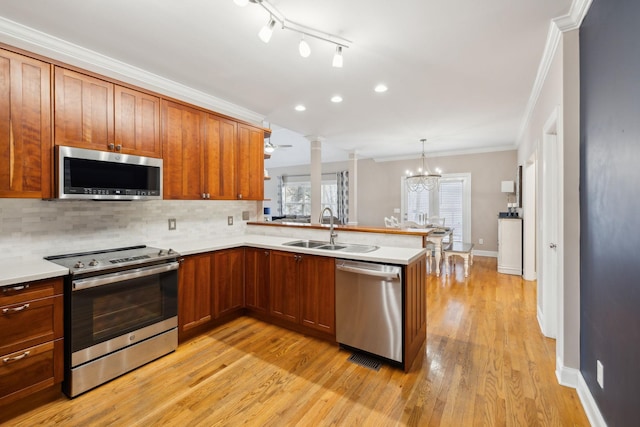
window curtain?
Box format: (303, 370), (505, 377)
(277, 175), (284, 216)
(336, 171), (349, 224)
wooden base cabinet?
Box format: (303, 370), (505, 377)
(213, 248), (244, 318)
(244, 248), (270, 314)
(269, 251), (335, 337)
(0, 48), (52, 199)
(178, 253), (213, 338)
(0, 278), (63, 405)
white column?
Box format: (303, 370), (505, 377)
(348, 151), (358, 225)
(308, 137), (323, 224)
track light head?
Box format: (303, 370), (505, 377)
(298, 36), (311, 58)
(258, 18), (276, 43)
(332, 46), (343, 68)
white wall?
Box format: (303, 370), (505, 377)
(516, 28), (581, 373)
(358, 151), (517, 253)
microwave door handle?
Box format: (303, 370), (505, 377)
(72, 262), (179, 291)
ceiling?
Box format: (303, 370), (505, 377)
(0, 0), (573, 168)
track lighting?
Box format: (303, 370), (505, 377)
(258, 18), (276, 43)
(298, 36), (311, 58)
(332, 46), (343, 68)
(235, 0), (351, 67)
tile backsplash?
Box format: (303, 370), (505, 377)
(0, 199), (259, 259)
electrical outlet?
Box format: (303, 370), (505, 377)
(479, 238), (484, 245)
(393, 208), (400, 214)
(597, 360), (604, 388)
(227, 216), (234, 226)
(242, 211), (250, 221)
(168, 218), (176, 230)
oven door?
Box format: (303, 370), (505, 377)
(69, 262), (178, 367)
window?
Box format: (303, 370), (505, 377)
(401, 173), (471, 243)
(281, 174), (338, 218)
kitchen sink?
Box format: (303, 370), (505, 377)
(282, 240), (379, 253)
(282, 240), (328, 248)
(317, 244), (348, 251)
(339, 244), (379, 253)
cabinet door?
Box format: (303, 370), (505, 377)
(54, 67), (114, 151)
(214, 248), (244, 318)
(269, 251), (299, 323)
(0, 49), (52, 198)
(204, 113), (236, 199)
(114, 85), (161, 158)
(178, 253), (213, 335)
(245, 248), (270, 313)
(161, 100), (204, 199)
(236, 124), (264, 200)
(299, 255), (335, 334)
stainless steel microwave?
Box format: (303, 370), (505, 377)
(56, 146), (163, 200)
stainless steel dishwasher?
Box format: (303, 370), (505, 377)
(335, 259), (403, 363)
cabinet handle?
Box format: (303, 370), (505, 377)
(108, 143), (115, 150)
(116, 144), (122, 151)
(2, 303), (30, 314)
(3, 351), (30, 364)
(2, 284), (29, 293)
(238, 194), (243, 199)
(264, 251), (269, 257)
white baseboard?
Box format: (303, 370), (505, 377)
(556, 359), (608, 427)
(576, 372), (608, 427)
(473, 250), (497, 258)
(537, 306), (545, 334)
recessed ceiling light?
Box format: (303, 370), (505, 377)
(331, 95), (343, 103)
(374, 84), (388, 93)
(295, 105), (306, 112)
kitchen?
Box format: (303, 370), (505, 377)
(0, 0), (623, 425)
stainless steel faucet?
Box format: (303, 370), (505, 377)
(320, 207), (338, 245)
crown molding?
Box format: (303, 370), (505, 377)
(0, 16), (265, 125)
(516, 0), (593, 146)
(372, 144), (517, 163)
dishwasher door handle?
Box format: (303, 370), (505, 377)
(336, 263), (401, 280)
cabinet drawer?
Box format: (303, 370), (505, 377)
(0, 294), (63, 356)
(0, 339), (63, 405)
(0, 278), (63, 306)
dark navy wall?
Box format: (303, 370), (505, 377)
(580, 0), (640, 425)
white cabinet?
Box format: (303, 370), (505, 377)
(498, 218), (522, 275)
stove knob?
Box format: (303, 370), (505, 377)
(89, 259), (99, 267)
(168, 248), (175, 255)
(158, 249), (166, 256)
(74, 261), (85, 269)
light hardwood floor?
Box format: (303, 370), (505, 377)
(1, 257), (589, 426)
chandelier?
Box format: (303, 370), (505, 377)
(405, 139), (441, 192)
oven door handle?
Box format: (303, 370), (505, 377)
(72, 262), (180, 291)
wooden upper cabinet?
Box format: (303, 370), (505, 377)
(237, 123), (264, 201)
(204, 113), (237, 200)
(114, 86), (161, 158)
(161, 100), (204, 200)
(54, 67), (114, 151)
(0, 49), (52, 198)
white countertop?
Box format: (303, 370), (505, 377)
(0, 234), (425, 287)
(0, 257), (69, 287)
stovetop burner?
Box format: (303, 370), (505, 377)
(45, 245), (179, 275)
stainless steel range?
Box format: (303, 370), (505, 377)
(45, 245), (180, 397)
